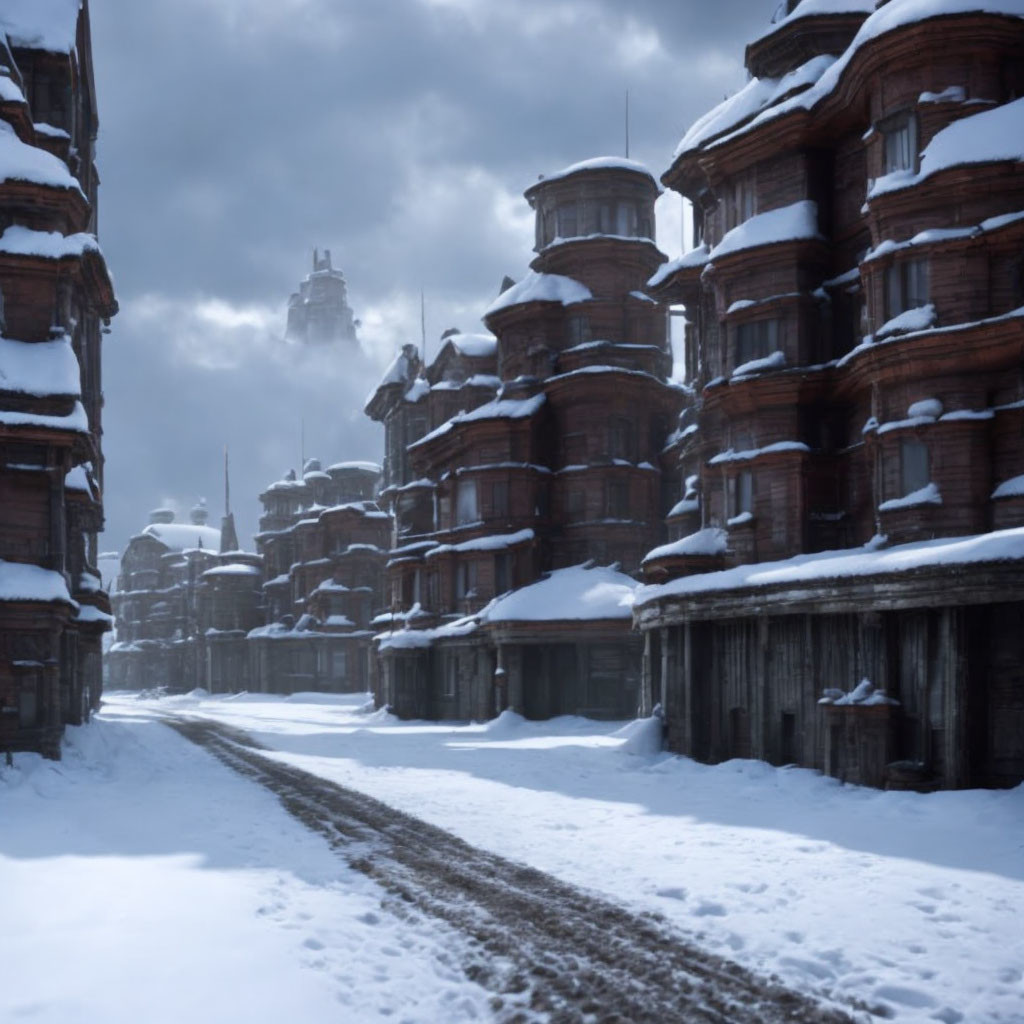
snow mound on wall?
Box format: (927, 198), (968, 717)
(0, 334), (81, 398)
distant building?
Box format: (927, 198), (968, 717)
(636, 1), (1024, 790)
(248, 459), (390, 693)
(366, 158), (681, 722)
(285, 249), (359, 345)
(0, 0), (118, 758)
(108, 499), (264, 693)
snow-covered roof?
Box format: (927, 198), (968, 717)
(141, 522), (221, 553)
(485, 270), (592, 317)
(647, 244), (710, 288)
(643, 528), (728, 565)
(0, 122), (84, 199)
(532, 156), (660, 189)
(0, 333), (80, 398)
(412, 393), (546, 448)
(0, 224), (99, 260)
(483, 564), (636, 623)
(327, 460), (381, 474)
(73, 604), (113, 625)
(0, 0), (81, 53)
(0, 558), (74, 604)
(676, 1), (1024, 161)
(202, 563), (262, 578)
(64, 464), (92, 493)
(750, 0), (875, 46)
(636, 527), (1024, 606)
(869, 97), (1024, 198)
(435, 332), (497, 359)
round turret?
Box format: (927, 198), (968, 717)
(189, 498), (209, 526)
(149, 508), (175, 525)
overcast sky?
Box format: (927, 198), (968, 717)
(90, 0), (773, 559)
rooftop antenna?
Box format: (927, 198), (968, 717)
(625, 89), (630, 159)
(224, 445), (230, 516)
(420, 287), (427, 368)
(300, 417), (305, 472)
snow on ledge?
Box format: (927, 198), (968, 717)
(0, 225), (100, 260)
(0, 558), (74, 605)
(0, 333), (81, 398)
(0, 0), (82, 53)
(0, 121), (84, 196)
(710, 201), (822, 262)
(647, 244), (710, 288)
(877, 304), (936, 338)
(879, 482), (942, 511)
(709, 441), (810, 465)
(992, 474), (1024, 499)
(643, 528), (727, 565)
(635, 527), (1024, 607)
(425, 529), (534, 558)
(732, 350), (786, 378)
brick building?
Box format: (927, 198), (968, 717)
(248, 460), (389, 693)
(0, 0), (118, 757)
(368, 158), (682, 721)
(108, 499), (264, 693)
(635, 0), (1024, 789)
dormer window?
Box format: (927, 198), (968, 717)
(881, 111), (918, 174)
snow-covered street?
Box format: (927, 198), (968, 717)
(3, 690), (1023, 1023)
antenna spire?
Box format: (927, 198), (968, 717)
(420, 288), (427, 368)
(224, 446), (230, 516)
(300, 418), (305, 472)
(625, 89), (630, 159)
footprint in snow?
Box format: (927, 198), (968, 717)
(654, 887), (687, 901)
(692, 900), (727, 917)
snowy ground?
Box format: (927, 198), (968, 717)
(5, 692), (1022, 1023)
(0, 703), (494, 1023)
(120, 690), (1023, 1024)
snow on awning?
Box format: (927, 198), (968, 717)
(710, 201), (822, 261)
(636, 527), (1024, 607)
(0, 224), (99, 259)
(642, 528), (728, 566)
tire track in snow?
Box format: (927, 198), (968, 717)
(165, 715), (860, 1024)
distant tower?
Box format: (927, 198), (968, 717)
(285, 248), (359, 345)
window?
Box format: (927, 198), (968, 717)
(491, 479), (508, 518)
(568, 488), (586, 520)
(557, 202), (578, 238)
(735, 319), (779, 366)
(331, 649), (348, 679)
(566, 315), (592, 347)
(731, 470), (753, 517)
(616, 201), (638, 237)
(598, 203), (615, 233)
(608, 417), (633, 460)
(495, 552), (510, 594)
(900, 439), (930, 495)
(606, 479), (630, 519)
(881, 112), (918, 174)
(732, 178), (756, 227)
(885, 259), (929, 319)
(455, 561), (477, 601)
(638, 208), (654, 239)
(456, 479), (478, 525)
(443, 658), (457, 699)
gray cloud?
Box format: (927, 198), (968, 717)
(91, 0), (772, 552)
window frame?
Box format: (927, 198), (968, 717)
(900, 438), (930, 496)
(735, 318), (779, 367)
(455, 478), (479, 526)
(880, 110), (918, 175)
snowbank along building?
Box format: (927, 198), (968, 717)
(249, 460), (389, 693)
(368, 158), (683, 721)
(108, 499), (264, 693)
(0, 0), (117, 758)
(636, 0), (1024, 790)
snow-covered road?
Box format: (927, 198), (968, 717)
(130, 689), (1024, 1024)
(4, 690), (1022, 1023)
